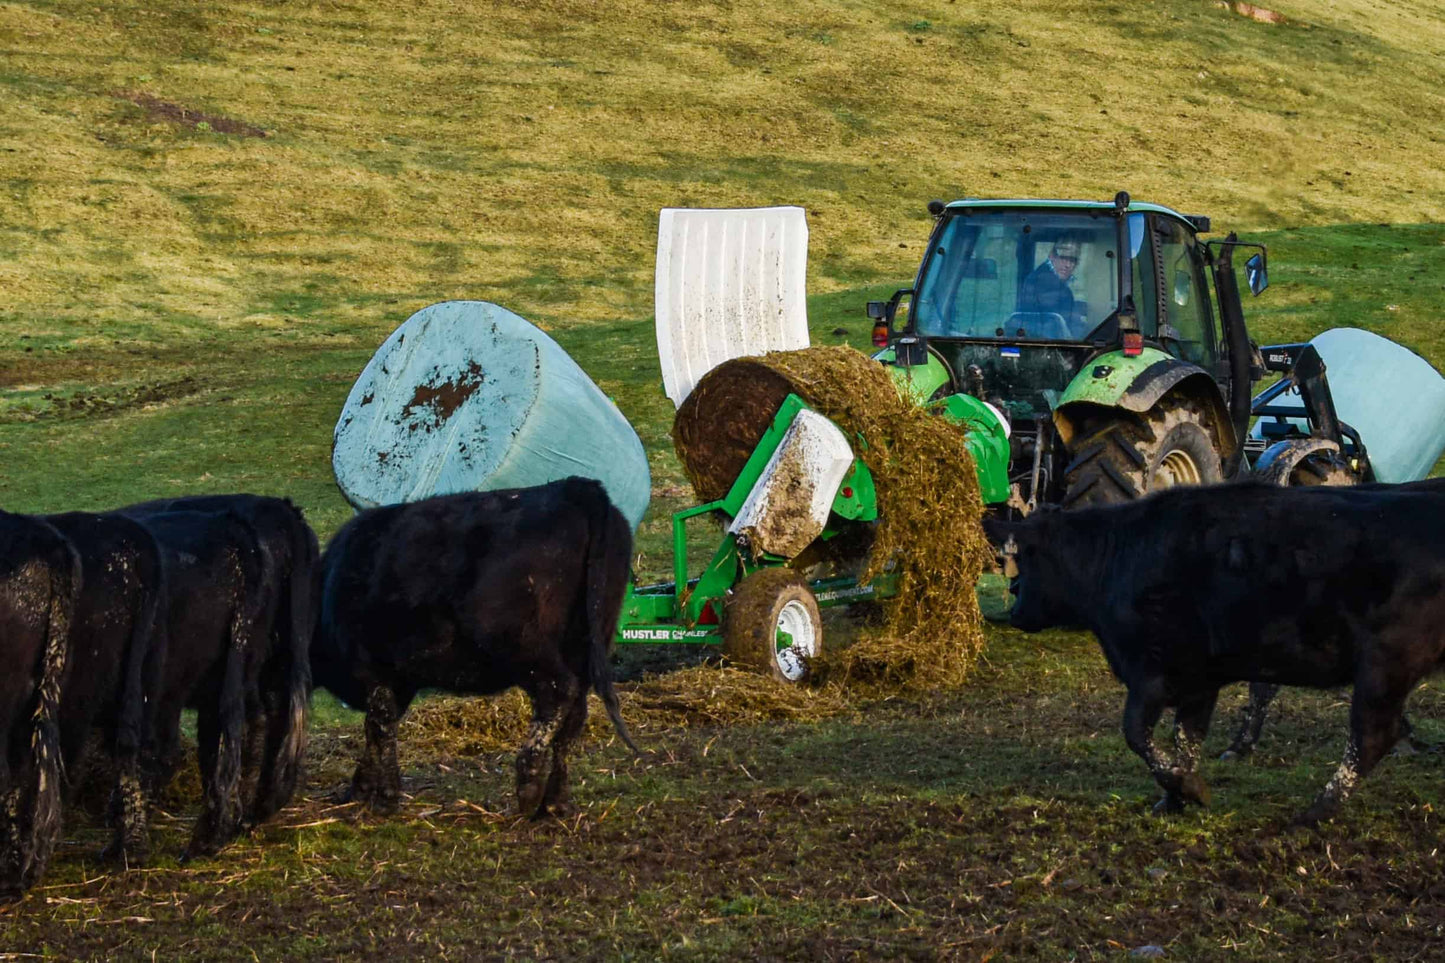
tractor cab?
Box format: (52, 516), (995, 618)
(873, 194), (1261, 510)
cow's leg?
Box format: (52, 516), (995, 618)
(0, 757), (22, 902)
(1122, 685), (1199, 810)
(184, 660), (246, 861)
(1394, 714), (1419, 754)
(1156, 690), (1218, 813)
(142, 703), (185, 799)
(516, 679), (570, 819)
(248, 657), (304, 825)
(182, 701), (243, 861)
(349, 683), (404, 814)
(540, 682), (590, 817)
(1222, 682), (1280, 761)
(1298, 683), (1411, 826)
(238, 689), (269, 829)
(100, 753), (149, 866)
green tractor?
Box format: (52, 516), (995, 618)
(870, 191), (1360, 512)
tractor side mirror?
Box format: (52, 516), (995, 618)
(1245, 253), (1268, 296)
(866, 301), (888, 320)
(894, 335), (927, 367)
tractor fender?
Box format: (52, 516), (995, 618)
(1252, 437), (1340, 486)
(1052, 348), (1238, 460)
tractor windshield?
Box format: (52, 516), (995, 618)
(913, 210), (1119, 341)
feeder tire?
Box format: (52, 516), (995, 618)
(723, 568), (823, 684)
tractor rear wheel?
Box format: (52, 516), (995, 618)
(724, 568), (823, 684)
(1062, 399), (1223, 507)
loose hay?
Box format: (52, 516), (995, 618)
(386, 346), (993, 762)
(400, 665), (854, 756)
(673, 345), (992, 691)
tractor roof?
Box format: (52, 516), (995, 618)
(940, 198), (1205, 232)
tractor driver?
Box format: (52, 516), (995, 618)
(1018, 236), (1083, 336)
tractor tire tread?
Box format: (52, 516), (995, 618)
(1061, 397), (1222, 508)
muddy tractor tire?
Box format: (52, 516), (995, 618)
(724, 567), (823, 684)
(1062, 399), (1224, 507)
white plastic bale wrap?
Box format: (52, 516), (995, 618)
(655, 206), (810, 409)
(1250, 327), (1445, 483)
(332, 300), (652, 530)
(727, 409), (855, 559)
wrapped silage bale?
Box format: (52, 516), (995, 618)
(1250, 327), (1445, 483)
(332, 300), (651, 530)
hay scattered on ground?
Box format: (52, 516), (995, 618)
(672, 345), (991, 690)
(401, 665), (855, 757)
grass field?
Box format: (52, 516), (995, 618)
(3, 0), (1445, 958)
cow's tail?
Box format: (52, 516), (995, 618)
(583, 484), (640, 756)
(5, 544), (78, 895)
(266, 510), (317, 818)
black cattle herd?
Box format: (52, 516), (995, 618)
(3, 473), (1444, 901)
(1, 478), (634, 900)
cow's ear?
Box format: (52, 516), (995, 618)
(980, 518), (1022, 577)
(980, 517), (1016, 546)
(1001, 533), (1019, 579)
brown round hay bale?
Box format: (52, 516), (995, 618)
(672, 359), (800, 502)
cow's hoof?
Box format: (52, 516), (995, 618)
(357, 793), (400, 816)
(1153, 793), (1186, 816)
(99, 841), (149, 867)
(1292, 803), (1335, 829)
(344, 779), (400, 815)
(1177, 771), (1211, 807)
(177, 845), (213, 865)
(541, 799), (579, 820)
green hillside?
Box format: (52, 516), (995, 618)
(2, 0), (1444, 539)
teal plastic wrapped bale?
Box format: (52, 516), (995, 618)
(332, 301), (651, 529)
(1250, 327), (1445, 483)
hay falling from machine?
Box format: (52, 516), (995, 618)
(673, 345), (992, 689)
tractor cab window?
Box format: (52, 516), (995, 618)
(1155, 219), (1217, 368)
(1129, 214), (1218, 368)
(914, 211), (1118, 341)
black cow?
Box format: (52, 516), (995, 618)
(122, 509), (278, 859)
(0, 513), (79, 900)
(1224, 476), (1445, 760)
(313, 477), (638, 818)
(43, 511), (166, 866)
(985, 482), (1445, 824)
(124, 495), (317, 826)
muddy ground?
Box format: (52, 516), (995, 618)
(3, 627), (1443, 961)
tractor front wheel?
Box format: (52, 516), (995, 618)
(1062, 400), (1223, 507)
(1289, 451), (1357, 486)
(724, 568), (823, 684)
